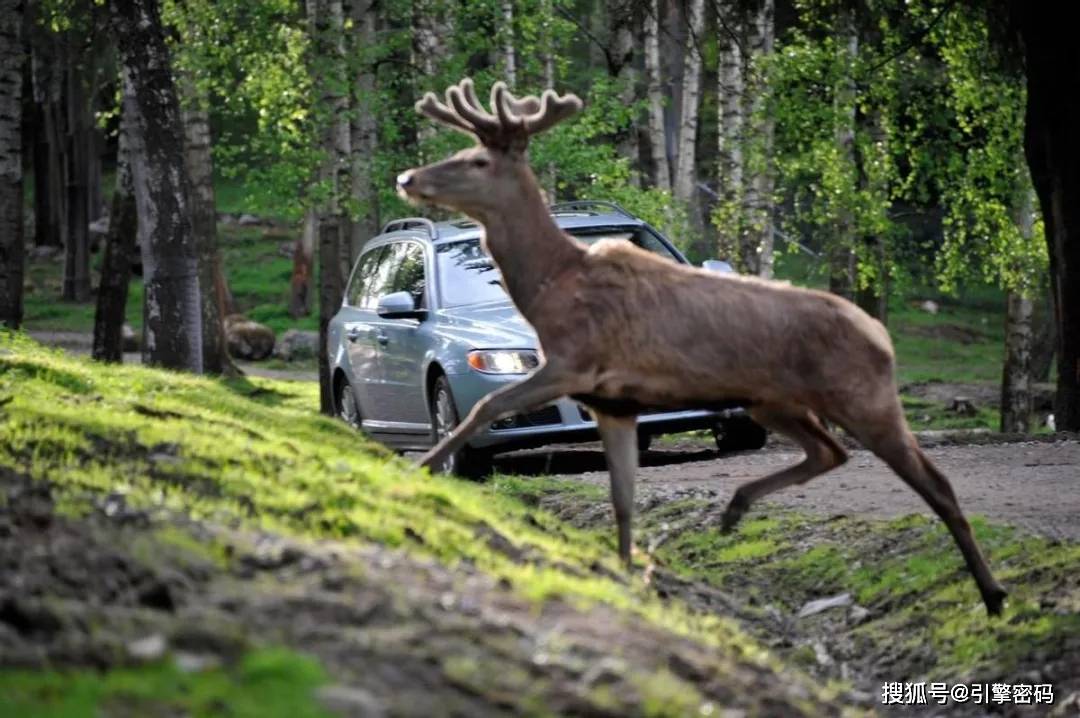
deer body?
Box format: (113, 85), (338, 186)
(400, 79), (1007, 616)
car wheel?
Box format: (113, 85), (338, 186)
(713, 415), (767, 452)
(336, 376), (363, 430)
(430, 375), (491, 478)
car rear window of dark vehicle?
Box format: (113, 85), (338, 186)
(435, 227), (680, 308)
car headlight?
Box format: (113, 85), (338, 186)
(467, 349), (540, 374)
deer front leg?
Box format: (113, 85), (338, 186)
(419, 363), (579, 472)
(595, 412), (638, 568)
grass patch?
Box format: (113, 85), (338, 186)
(0, 648), (331, 718)
(646, 503), (1080, 682)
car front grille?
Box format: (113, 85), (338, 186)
(490, 405), (562, 431)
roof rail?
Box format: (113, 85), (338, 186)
(548, 200), (636, 219)
(380, 217), (439, 239)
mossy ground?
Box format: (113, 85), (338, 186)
(0, 335), (851, 716)
(501, 477), (1080, 714)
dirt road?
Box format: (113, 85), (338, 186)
(496, 438), (1080, 540)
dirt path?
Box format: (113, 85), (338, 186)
(497, 438), (1080, 540)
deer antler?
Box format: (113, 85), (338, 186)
(415, 78), (582, 152)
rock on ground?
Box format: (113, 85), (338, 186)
(224, 314), (275, 361)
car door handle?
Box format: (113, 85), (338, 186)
(375, 331), (389, 346)
(346, 328), (363, 342)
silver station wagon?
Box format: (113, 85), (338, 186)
(327, 201), (765, 475)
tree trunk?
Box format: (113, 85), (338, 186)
(290, 210), (316, 318)
(180, 73), (234, 375)
(741, 0), (775, 278)
(500, 0), (516, 87)
(1001, 289), (1033, 433)
(0, 0), (24, 329)
(1015, 7), (1080, 431)
(112, 0), (203, 373)
(350, 0), (380, 260)
(606, 0), (638, 184)
(1030, 286), (1056, 383)
(62, 61), (91, 302)
(92, 88), (137, 363)
(540, 0), (556, 199)
(828, 10), (858, 300)
(29, 21), (64, 248)
(309, 0), (349, 414)
(412, 0), (451, 149)
(643, 0), (670, 190)
(672, 0), (704, 241)
(715, 11), (744, 265)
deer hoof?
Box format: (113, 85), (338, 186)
(984, 586), (1008, 617)
(720, 495), (748, 534)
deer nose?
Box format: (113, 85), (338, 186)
(396, 171), (414, 189)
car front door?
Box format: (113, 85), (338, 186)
(371, 241), (432, 431)
(340, 244), (391, 423)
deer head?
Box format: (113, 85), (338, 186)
(396, 78), (582, 218)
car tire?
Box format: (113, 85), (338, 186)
(335, 376), (363, 430)
(430, 375), (491, 479)
(713, 415), (768, 453)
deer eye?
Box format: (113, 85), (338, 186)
(471, 157), (490, 168)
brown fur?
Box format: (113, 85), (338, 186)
(402, 79), (1007, 616)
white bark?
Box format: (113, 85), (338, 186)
(413, 0), (452, 147)
(643, 0), (670, 190)
(672, 0), (704, 210)
(501, 0), (516, 87)
(742, 0), (775, 277)
(350, 0), (380, 259)
(716, 12), (744, 264)
(828, 11), (858, 299)
(1002, 187), (1037, 433)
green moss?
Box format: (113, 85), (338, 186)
(647, 504), (1080, 681)
(0, 649), (332, 718)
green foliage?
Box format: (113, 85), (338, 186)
(0, 649), (332, 718)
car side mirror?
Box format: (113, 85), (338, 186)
(702, 259), (735, 274)
(376, 291), (426, 319)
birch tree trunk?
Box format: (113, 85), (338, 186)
(539, 0), (556, 199)
(828, 11), (858, 300)
(716, 11), (744, 265)
(742, 0), (775, 277)
(672, 0), (704, 236)
(180, 74), (234, 375)
(93, 86), (137, 363)
(349, 0), (380, 261)
(412, 0), (452, 149)
(290, 210), (316, 317)
(643, 0), (670, 190)
(0, 0), (24, 329)
(112, 0), (203, 373)
(500, 0), (516, 87)
(1001, 188), (1037, 433)
(1002, 290), (1033, 433)
(309, 0), (350, 414)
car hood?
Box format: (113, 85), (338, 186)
(436, 301), (538, 349)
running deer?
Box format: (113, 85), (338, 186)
(397, 78), (1007, 615)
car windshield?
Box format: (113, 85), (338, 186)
(436, 226), (680, 308)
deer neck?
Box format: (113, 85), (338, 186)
(473, 163), (584, 319)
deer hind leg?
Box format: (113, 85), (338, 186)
(721, 406), (848, 533)
(595, 412), (638, 568)
(840, 407), (1008, 616)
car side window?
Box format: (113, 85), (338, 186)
(389, 242), (427, 309)
(359, 244), (403, 310)
(345, 246), (386, 307)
